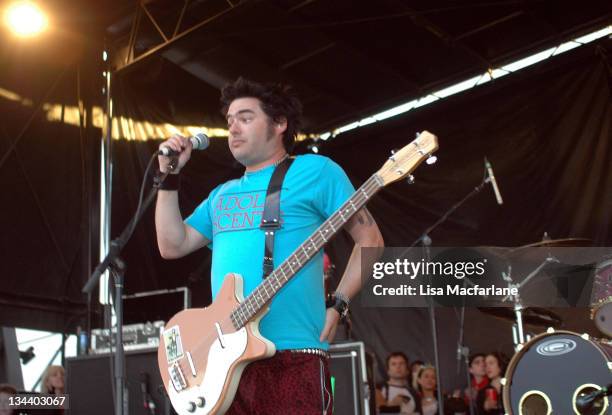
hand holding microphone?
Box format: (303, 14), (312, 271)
(158, 133), (209, 174)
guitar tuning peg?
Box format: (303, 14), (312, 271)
(415, 132), (421, 138)
(406, 175), (415, 184)
(390, 149), (396, 155)
(426, 154), (438, 165)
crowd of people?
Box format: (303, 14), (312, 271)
(376, 351), (508, 415)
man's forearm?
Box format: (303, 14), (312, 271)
(155, 190), (187, 258)
(336, 232), (384, 299)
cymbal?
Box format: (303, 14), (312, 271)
(504, 238), (592, 258)
(501, 238), (593, 259)
(478, 307), (563, 327)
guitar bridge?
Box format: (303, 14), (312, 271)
(169, 362), (188, 392)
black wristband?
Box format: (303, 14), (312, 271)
(326, 294), (349, 318)
(156, 171), (180, 191)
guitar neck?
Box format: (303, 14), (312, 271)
(230, 173), (384, 328)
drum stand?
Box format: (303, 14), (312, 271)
(501, 255), (559, 348)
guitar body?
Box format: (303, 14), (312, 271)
(158, 273), (275, 415)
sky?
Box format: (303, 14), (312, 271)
(15, 328), (77, 391)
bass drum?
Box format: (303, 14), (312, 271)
(503, 331), (612, 415)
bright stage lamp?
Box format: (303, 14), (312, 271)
(4, 1), (47, 37)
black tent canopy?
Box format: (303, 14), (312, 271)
(0, 0), (610, 394)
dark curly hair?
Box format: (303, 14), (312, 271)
(220, 77), (303, 153)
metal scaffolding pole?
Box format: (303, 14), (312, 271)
(99, 54), (113, 307)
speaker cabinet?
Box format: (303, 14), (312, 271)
(66, 350), (173, 415)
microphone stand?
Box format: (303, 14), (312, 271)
(408, 175), (491, 414)
(82, 158), (175, 415)
(457, 302), (476, 415)
(418, 233), (445, 415)
(409, 177), (490, 249)
(576, 384), (612, 414)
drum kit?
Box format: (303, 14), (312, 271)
(477, 236), (612, 414)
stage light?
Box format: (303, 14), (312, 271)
(4, 1), (47, 37)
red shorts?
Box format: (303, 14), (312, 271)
(226, 351), (333, 415)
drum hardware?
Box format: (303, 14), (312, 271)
(503, 238), (612, 340)
(512, 327), (533, 348)
(591, 258), (612, 338)
(498, 252), (560, 349)
(488, 233), (597, 349)
(479, 308), (562, 328)
(504, 237), (592, 258)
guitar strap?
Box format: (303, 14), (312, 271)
(260, 156), (294, 278)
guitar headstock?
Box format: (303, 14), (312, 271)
(376, 130), (439, 186)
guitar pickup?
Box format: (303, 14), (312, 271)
(169, 362), (187, 392)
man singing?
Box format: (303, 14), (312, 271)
(155, 78), (383, 414)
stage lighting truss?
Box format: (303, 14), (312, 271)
(319, 25), (612, 140)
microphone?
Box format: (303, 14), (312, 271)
(158, 133), (209, 156)
(485, 157), (503, 205)
(575, 385), (610, 413)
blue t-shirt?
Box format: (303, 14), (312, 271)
(185, 154), (355, 350)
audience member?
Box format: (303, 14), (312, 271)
(42, 365), (64, 395)
(376, 352), (419, 414)
(0, 384), (17, 415)
(466, 353), (488, 404)
(476, 352), (507, 415)
(416, 366), (438, 415)
(409, 360), (424, 392)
